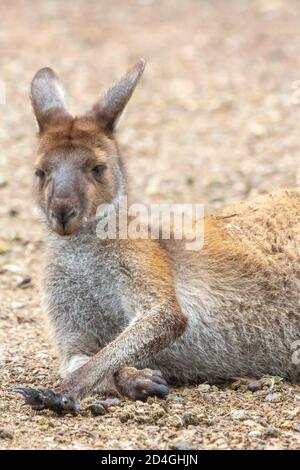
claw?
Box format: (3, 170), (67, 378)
(14, 386), (121, 417)
(38, 387), (80, 414)
(14, 386), (81, 415)
(14, 387), (45, 410)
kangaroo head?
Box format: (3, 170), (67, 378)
(31, 60), (145, 236)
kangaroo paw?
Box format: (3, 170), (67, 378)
(14, 386), (81, 414)
(114, 367), (169, 401)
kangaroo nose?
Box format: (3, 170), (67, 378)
(53, 207), (77, 227)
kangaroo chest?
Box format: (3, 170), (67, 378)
(46, 236), (135, 345)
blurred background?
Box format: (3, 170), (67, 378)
(1, 0), (300, 215)
(0, 0), (300, 449)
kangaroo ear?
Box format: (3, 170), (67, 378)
(89, 59), (145, 132)
(31, 67), (70, 131)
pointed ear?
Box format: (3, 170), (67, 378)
(89, 59), (145, 132)
(30, 67), (70, 131)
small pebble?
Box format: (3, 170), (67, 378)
(230, 409), (247, 421)
(0, 428), (13, 440)
(281, 421), (292, 430)
(88, 398), (121, 416)
(247, 381), (262, 392)
(3, 264), (21, 273)
(258, 417), (268, 427)
(243, 419), (257, 427)
(293, 422), (300, 432)
(287, 407), (300, 420)
(0, 176), (8, 188)
(16, 276), (32, 288)
(0, 242), (11, 255)
(197, 384), (211, 393)
(9, 209), (19, 217)
(265, 393), (281, 403)
(101, 398), (121, 408)
(248, 430), (262, 439)
(11, 302), (26, 310)
(170, 440), (190, 450)
(182, 411), (200, 426)
(172, 395), (185, 403)
(88, 403), (106, 416)
(264, 426), (280, 438)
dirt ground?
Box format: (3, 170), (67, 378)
(0, 0), (300, 450)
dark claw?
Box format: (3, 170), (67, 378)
(115, 367), (169, 401)
(14, 386), (81, 415)
(151, 374), (168, 386)
(14, 387), (45, 410)
(153, 370), (163, 377)
(38, 387), (80, 414)
(136, 379), (169, 400)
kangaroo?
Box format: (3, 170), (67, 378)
(16, 60), (300, 413)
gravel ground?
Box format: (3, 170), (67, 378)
(0, 0), (300, 450)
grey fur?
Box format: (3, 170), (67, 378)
(31, 63), (300, 399)
(43, 192), (300, 390)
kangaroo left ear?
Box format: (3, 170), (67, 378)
(31, 67), (71, 132)
(88, 59), (145, 132)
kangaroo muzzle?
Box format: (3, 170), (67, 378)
(48, 164), (83, 236)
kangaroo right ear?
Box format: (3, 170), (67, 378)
(88, 59), (146, 133)
(31, 67), (70, 131)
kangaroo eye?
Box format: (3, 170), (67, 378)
(35, 169), (45, 178)
(92, 164), (107, 176)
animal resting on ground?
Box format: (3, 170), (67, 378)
(15, 60), (300, 414)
